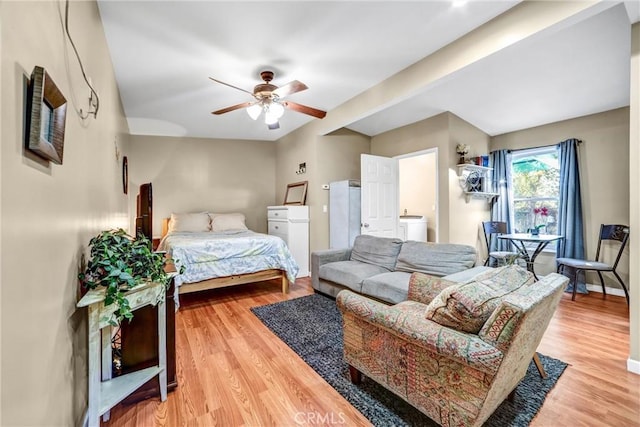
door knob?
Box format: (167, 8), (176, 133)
(363, 223), (370, 228)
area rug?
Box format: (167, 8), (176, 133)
(251, 293), (568, 426)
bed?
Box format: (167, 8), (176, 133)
(158, 213), (298, 305)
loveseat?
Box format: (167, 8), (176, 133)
(311, 235), (490, 304)
(337, 266), (569, 427)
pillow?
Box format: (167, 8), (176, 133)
(350, 235), (403, 271)
(424, 265), (535, 334)
(168, 212), (211, 233)
(210, 213), (248, 232)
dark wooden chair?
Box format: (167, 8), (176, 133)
(482, 221), (520, 267)
(556, 224), (629, 305)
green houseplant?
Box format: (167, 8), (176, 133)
(78, 229), (170, 325)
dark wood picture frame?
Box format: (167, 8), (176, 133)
(25, 66), (67, 164)
(283, 181), (308, 205)
(122, 156), (129, 194)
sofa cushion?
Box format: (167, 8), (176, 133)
(350, 235), (403, 271)
(319, 260), (389, 293)
(395, 241), (476, 277)
(424, 265), (535, 334)
(361, 271), (412, 304)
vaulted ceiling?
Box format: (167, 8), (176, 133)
(97, 1), (639, 142)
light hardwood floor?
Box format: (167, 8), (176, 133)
(105, 278), (640, 426)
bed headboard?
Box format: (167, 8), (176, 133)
(162, 218), (170, 238)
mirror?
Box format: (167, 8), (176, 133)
(284, 181), (308, 205)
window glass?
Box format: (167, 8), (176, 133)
(510, 147), (560, 236)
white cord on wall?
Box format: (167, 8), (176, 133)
(64, 0), (100, 119)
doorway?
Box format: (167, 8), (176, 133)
(396, 148), (439, 242)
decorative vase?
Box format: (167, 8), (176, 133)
(458, 155), (466, 165)
(530, 227), (540, 236)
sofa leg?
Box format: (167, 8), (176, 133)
(348, 365), (362, 384)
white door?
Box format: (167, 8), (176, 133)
(361, 154), (398, 237)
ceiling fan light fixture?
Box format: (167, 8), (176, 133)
(210, 71), (326, 127)
(264, 111), (279, 125)
(269, 101), (285, 119)
(246, 103), (262, 120)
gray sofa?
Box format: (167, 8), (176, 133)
(311, 234), (491, 304)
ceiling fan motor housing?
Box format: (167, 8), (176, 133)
(254, 71), (277, 99)
(254, 83), (277, 98)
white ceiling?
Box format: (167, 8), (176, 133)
(97, 1), (638, 142)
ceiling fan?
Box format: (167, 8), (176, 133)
(210, 71), (326, 130)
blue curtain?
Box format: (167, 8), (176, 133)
(557, 138), (586, 293)
(490, 149), (512, 252)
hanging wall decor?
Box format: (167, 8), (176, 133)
(25, 66), (67, 164)
(122, 156), (128, 194)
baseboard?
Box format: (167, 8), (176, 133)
(585, 283), (627, 298)
(628, 358), (640, 375)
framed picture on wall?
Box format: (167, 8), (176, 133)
(25, 66), (67, 164)
(122, 156), (128, 194)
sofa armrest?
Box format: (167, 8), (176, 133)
(478, 273), (567, 352)
(407, 272), (458, 305)
(337, 290), (503, 376)
(311, 248), (352, 290)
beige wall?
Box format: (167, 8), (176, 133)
(128, 135), (276, 235)
(628, 22), (639, 369)
(275, 127), (369, 253)
(371, 112), (491, 257)
(448, 114), (491, 257)
(1, 1), (131, 425)
(314, 130), (370, 251)
(372, 113), (451, 241)
(491, 108), (630, 281)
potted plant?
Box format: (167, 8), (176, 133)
(78, 229), (170, 325)
(531, 206), (549, 235)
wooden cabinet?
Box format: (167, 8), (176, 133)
(119, 277), (177, 403)
(268, 205), (309, 277)
(77, 281), (167, 427)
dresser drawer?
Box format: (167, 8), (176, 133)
(268, 220), (289, 235)
(268, 209), (288, 220)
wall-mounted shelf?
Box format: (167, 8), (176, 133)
(456, 164), (493, 176)
(457, 164), (499, 203)
(463, 191), (499, 203)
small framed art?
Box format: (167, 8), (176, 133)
(25, 66), (67, 164)
(122, 156), (128, 194)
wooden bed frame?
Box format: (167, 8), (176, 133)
(161, 218), (290, 295)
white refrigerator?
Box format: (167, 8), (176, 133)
(329, 180), (361, 249)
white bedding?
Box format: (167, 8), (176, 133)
(158, 230), (299, 305)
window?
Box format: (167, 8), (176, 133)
(509, 147), (560, 236)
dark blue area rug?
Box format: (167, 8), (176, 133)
(251, 293), (568, 426)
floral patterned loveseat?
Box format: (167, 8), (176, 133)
(337, 265), (568, 427)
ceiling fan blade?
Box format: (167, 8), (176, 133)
(273, 80), (308, 98)
(284, 101), (326, 119)
(209, 77), (255, 97)
(268, 121), (280, 130)
(212, 102), (254, 115)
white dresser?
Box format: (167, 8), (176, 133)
(267, 205), (309, 278)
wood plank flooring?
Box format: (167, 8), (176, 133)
(105, 278), (640, 426)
